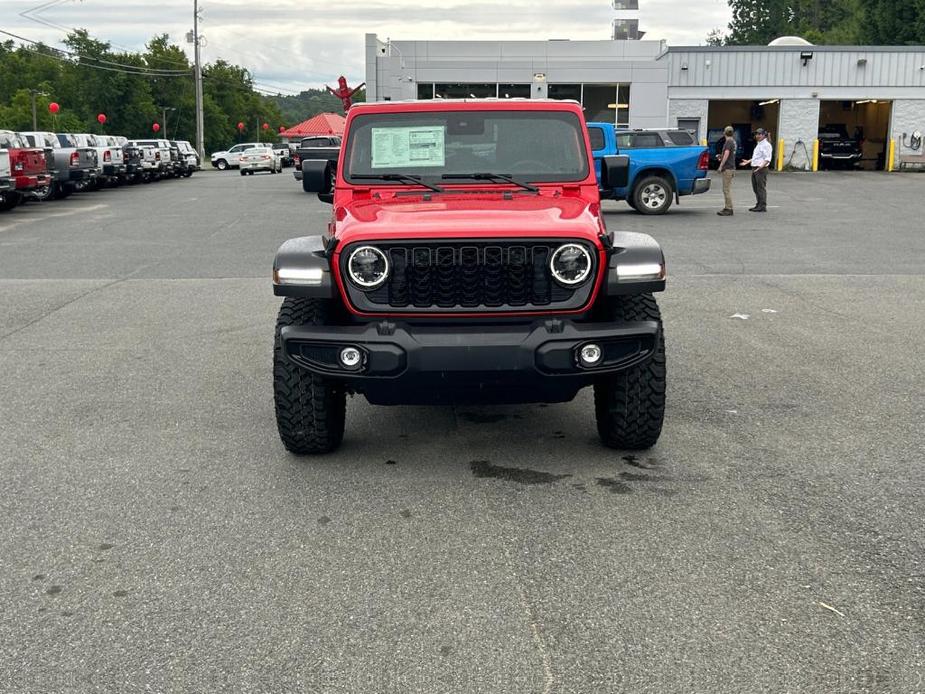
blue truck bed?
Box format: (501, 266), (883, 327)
(587, 123), (711, 214)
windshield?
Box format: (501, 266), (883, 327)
(819, 127), (850, 139)
(343, 110), (589, 184)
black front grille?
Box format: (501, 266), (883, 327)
(341, 240), (596, 313)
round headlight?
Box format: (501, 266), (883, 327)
(347, 246), (389, 289)
(549, 243), (592, 286)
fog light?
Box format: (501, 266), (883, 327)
(579, 343), (602, 366)
(339, 346), (362, 368)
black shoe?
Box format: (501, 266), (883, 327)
(748, 206), (760, 211)
(754, 207), (767, 213)
(717, 209), (733, 216)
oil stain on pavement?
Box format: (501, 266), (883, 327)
(470, 460), (571, 485)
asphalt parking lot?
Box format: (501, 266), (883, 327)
(1, 169), (923, 692)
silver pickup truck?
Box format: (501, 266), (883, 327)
(22, 131), (98, 199)
(69, 133), (124, 187)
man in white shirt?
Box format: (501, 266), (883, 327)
(741, 128), (773, 212)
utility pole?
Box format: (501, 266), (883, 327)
(192, 0), (205, 159)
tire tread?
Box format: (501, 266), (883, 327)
(594, 294), (666, 450)
(273, 298), (346, 454)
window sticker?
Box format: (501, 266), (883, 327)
(371, 126), (445, 168)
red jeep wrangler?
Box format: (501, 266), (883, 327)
(273, 99), (666, 453)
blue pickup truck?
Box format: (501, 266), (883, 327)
(587, 123), (711, 214)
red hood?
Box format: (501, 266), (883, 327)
(335, 190), (603, 245)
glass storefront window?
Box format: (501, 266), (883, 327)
(616, 84), (630, 127)
(583, 84), (618, 123)
(498, 84), (531, 99)
(548, 84), (582, 102)
(417, 83), (435, 99)
(435, 83), (497, 99)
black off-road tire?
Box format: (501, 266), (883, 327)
(594, 294), (666, 450)
(273, 297), (346, 454)
(632, 175), (674, 215)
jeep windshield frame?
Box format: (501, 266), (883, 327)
(342, 109), (590, 187)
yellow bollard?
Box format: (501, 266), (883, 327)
(776, 139), (784, 171)
(812, 139), (819, 172)
(887, 139), (896, 172)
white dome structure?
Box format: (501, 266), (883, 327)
(768, 36), (814, 46)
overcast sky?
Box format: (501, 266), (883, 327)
(2, 0), (731, 94)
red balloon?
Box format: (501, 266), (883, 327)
(262, 122), (269, 130)
(97, 113), (107, 125)
(278, 126), (285, 133)
(48, 102), (60, 114)
(152, 123), (161, 133)
(237, 121), (245, 131)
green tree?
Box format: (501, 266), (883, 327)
(860, 0), (925, 44)
(270, 87), (365, 125)
(717, 0), (863, 45)
(0, 30), (283, 151)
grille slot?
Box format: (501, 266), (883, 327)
(349, 240), (594, 313)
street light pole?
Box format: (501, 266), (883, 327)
(159, 106), (177, 138)
(28, 89), (46, 130)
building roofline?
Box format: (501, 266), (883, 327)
(668, 45), (925, 53)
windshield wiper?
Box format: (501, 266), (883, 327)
(441, 173), (539, 192)
(351, 173), (444, 193)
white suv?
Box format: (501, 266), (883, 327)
(210, 142), (269, 170)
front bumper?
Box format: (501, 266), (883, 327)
(280, 318), (658, 405)
(820, 153), (862, 161)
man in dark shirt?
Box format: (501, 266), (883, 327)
(717, 126), (737, 216)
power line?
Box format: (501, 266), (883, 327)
(0, 27), (190, 75)
(18, 0), (192, 68)
(11, 41), (192, 78)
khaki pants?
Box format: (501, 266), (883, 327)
(721, 169), (735, 210)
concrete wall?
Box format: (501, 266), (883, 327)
(628, 80), (669, 129)
(777, 99), (820, 171)
(891, 100), (925, 161)
(667, 46), (925, 97)
(668, 99), (709, 141)
(366, 35), (670, 129)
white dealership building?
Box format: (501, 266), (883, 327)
(364, 33), (925, 171)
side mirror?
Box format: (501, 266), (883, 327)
(600, 155), (629, 189)
(301, 159), (335, 204)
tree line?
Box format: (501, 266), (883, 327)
(0, 30), (293, 153)
(710, 0), (925, 45)
(271, 88), (365, 127)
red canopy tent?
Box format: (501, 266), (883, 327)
(278, 112), (346, 141)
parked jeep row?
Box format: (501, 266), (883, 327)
(0, 129), (200, 213)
